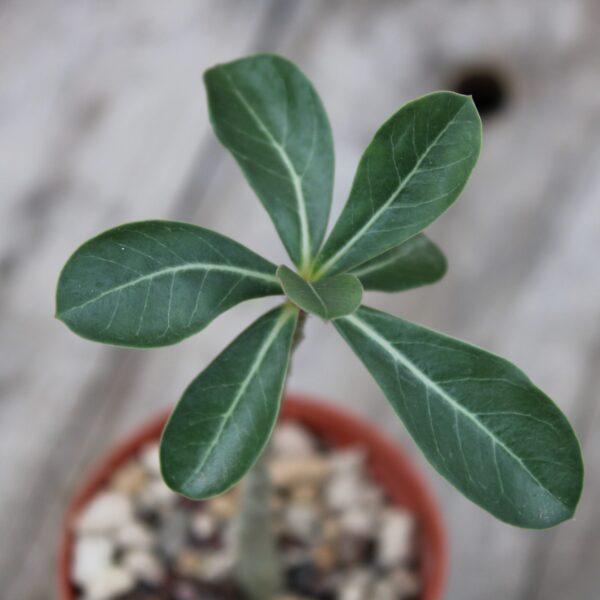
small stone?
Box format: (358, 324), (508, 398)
(271, 423), (316, 457)
(377, 509), (415, 568)
(85, 565), (135, 600)
(321, 517), (342, 542)
(122, 549), (164, 585)
(340, 507), (376, 537)
(114, 521), (155, 549)
(110, 461), (149, 495)
(325, 474), (364, 512)
(72, 535), (113, 586)
(337, 533), (375, 567)
(330, 449), (366, 475)
(291, 484), (318, 504)
(340, 569), (373, 600)
(175, 548), (204, 579)
(159, 511), (188, 560)
(207, 492), (237, 520)
(76, 491), (134, 534)
(139, 443), (161, 478)
(286, 563), (320, 597)
(372, 578), (396, 600)
(389, 568), (421, 598)
(138, 478), (177, 511)
(281, 546), (311, 567)
(172, 580), (203, 600)
(360, 485), (385, 511)
(270, 456), (330, 488)
(200, 550), (235, 581)
(270, 494), (285, 514)
(312, 542), (337, 571)
(190, 511), (217, 541)
(285, 503), (319, 542)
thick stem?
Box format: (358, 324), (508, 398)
(233, 450), (283, 599)
(233, 310), (307, 599)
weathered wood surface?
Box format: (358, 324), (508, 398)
(1, 1), (600, 598)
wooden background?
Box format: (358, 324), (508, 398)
(1, 1), (599, 598)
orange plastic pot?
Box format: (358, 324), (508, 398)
(59, 394), (447, 599)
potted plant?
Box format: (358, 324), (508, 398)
(56, 54), (583, 600)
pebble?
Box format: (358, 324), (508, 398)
(270, 456), (330, 488)
(85, 565), (135, 600)
(171, 580), (203, 600)
(207, 493), (237, 521)
(138, 479), (177, 511)
(72, 536), (113, 586)
(337, 533), (374, 567)
(271, 423), (316, 457)
(340, 507), (377, 537)
(377, 509), (415, 568)
(312, 542), (337, 571)
(122, 550), (164, 585)
(330, 449), (366, 475)
(200, 550), (235, 581)
(291, 484), (318, 504)
(321, 517), (342, 542)
(139, 443), (162, 478)
(325, 473), (364, 512)
(76, 491), (134, 534)
(372, 579), (396, 600)
(158, 511), (188, 560)
(175, 548), (204, 579)
(284, 504), (319, 542)
(339, 569), (372, 600)
(114, 521), (155, 549)
(390, 568), (421, 598)
(109, 461), (148, 495)
(190, 511), (217, 541)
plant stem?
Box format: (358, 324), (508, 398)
(233, 449), (283, 599)
(233, 310), (307, 599)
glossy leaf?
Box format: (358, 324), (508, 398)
(277, 265), (362, 320)
(350, 234), (447, 292)
(205, 54), (334, 272)
(335, 306), (583, 528)
(56, 221), (281, 347)
(160, 305), (298, 499)
(314, 92), (481, 277)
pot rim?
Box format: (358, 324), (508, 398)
(58, 393), (447, 599)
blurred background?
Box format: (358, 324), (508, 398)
(1, 0), (600, 598)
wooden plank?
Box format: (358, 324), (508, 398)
(2, 0), (600, 598)
(0, 1), (300, 597)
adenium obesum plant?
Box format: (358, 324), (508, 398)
(56, 53), (583, 591)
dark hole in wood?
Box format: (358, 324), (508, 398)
(453, 69), (508, 118)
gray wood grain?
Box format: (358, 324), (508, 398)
(1, 1), (600, 598)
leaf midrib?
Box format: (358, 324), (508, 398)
(223, 71), (312, 271)
(304, 280), (328, 318)
(342, 312), (570, 511)
(350, 243), (418, 277)
(316, 102), (469, 277)
(59, 263), (279, 315)
(181, 307), (296, 491)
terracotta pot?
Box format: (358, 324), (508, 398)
(58, 393), (447, 599)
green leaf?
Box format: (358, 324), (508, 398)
(335, 306), (583, 528)
(205, 54), (334, 273)
(56, 221), (281, 347)
(314, 92), (481, 277)
(350, 234), (447, 292)
(160, 304), (298, 499)
(276, 265), (362, 320)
